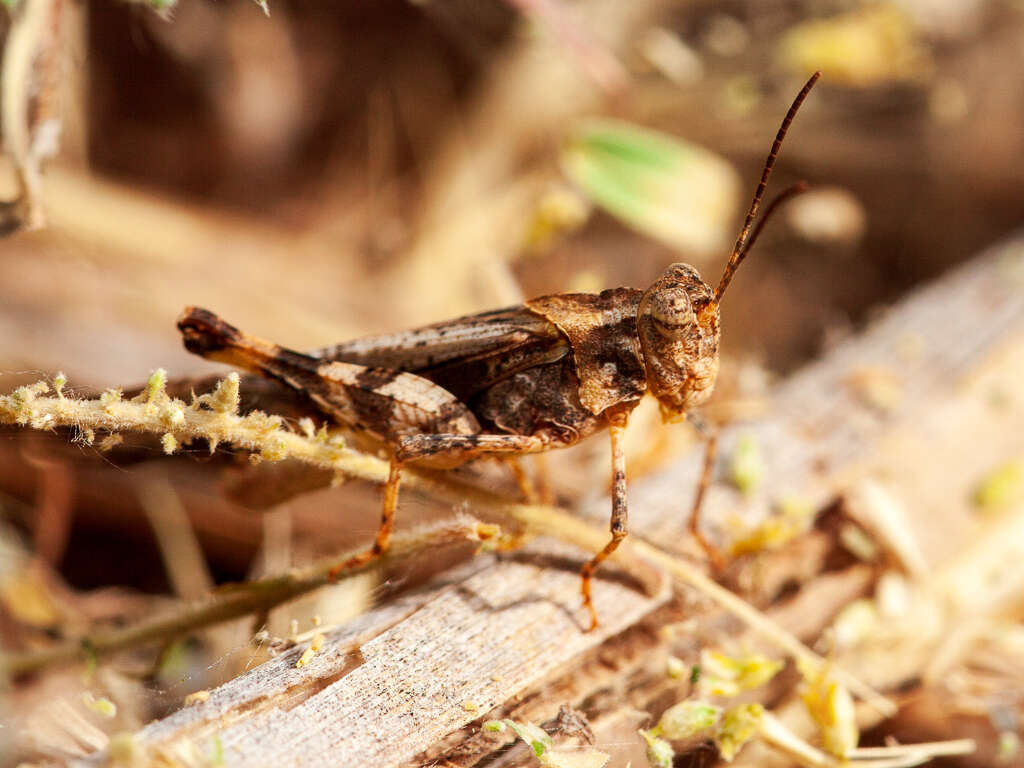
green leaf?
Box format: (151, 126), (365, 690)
(638, 729), (674, 768)
(562, 119), (738, 254)
(657, 700), (721, 740)
(209, 734), (225, 765)
(503, 719), (553, 760)
(147, 0), (177, 14)
(729, 435), (763, 495)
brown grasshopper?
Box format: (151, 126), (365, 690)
(178, 73), (819, 630)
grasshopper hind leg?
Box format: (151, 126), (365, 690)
(395, 433), (548, 463)
(324, 434), (547, 583)
(329, 455), (403, 579)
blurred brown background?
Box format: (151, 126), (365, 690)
(3, 0), (1024, 625)
(0, 0), (1022, 761)
(3, 0), (1023, 383)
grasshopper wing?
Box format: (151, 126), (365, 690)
(178, 308), (481, 442)
(314, 306), (570, 402)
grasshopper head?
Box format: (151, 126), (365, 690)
(635, 72), (820, 423)
(637, 263), (720, 422)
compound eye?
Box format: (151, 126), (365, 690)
(647, 290), (694, 338)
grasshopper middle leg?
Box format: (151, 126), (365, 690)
(328, 432), (541, 580)
(504, 456), (539, 503)
(400, 430), (615, 630)
(398, 426), (633, 632)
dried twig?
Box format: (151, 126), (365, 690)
(759, 712), (974, 768)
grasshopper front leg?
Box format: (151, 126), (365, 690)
(687, 430), (725, 571)
(399, 429), (630, 631)
(580, 409), (630, 631)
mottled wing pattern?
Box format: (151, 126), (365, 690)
(177, 308), (481, 443)
(525, 288), (647, 414)
(314, 307), (570, 401)
(309, 363), (481, 441)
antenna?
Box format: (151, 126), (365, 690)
(735, 181), (807, 266)
(714, 71), (820, 303)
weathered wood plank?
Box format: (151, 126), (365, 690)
(80, 543), (669, 767)
(80, 235), (1024, 767)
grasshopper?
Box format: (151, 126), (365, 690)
(178, 73), (819, 630)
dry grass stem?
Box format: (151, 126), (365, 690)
(759, 711), (974, 768)
(0, 514), (497, 678)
